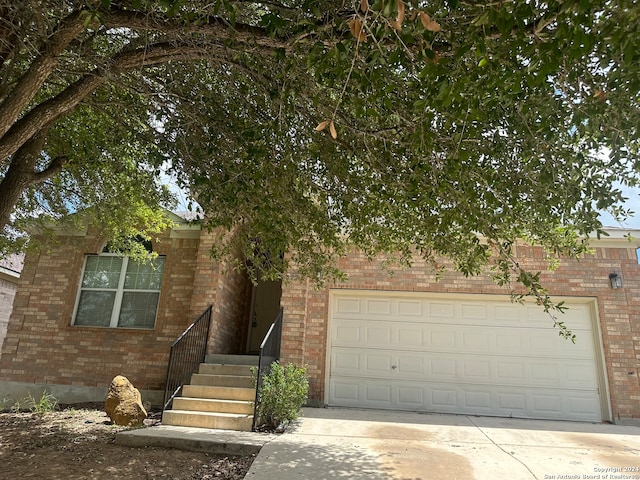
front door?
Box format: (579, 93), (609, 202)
(247, 279), (282, 353)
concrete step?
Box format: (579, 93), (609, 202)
(115, 425), (272, 455)
(172, 397), (254, 415)
(182, 384), (256, 402)
(198, 363), (254, 377)
(163, 358), (259, 432)
(162, 410), (253, 431)
(205, 354), (259, 366)
(190, 373), (254, 388)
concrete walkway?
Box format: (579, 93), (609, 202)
(245, 408), (640, 480)
(117, 407), (640, 479)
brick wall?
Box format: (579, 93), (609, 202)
(280, 242), (640, 421)
(0, 229), (200, 392)
(208, 256), (252, 355)
(188, 231), (252, 355)
(188, 231), (221, 319)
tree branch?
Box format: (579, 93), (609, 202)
(0, 73), (105, 163)
(0, 38), (267, 162)
(0, 10), (88, 139)
(102, 6), (291, 52)
(0, 4), (19, 67)
(33, 155), (68, 184)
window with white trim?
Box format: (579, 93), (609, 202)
(73, 253), (165, 329)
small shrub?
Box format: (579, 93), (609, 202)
(0, 398), (12, 412)
(255, 362), (309, 430)
(10, 398), (30, 413)
(28, 391), (59, 414)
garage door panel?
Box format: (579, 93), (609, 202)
(497, 392), (527, 411)
(429, 302), (455, 318)
(494, 304), (522, 321)
(398, 386), (424, 405)
(333, 351), (360, 371)
(331, 348), (369, 377)
(335, 297), (361, 315)
(333, 350), (428, 380)
(429, 329), (456, 347)
(431, 388), (457, 408)
(570, 333), (596, 353)
(566, 363), (598, 383)
(333, 347), (599, 389)
(398, 300), (423, 316)
(530, 362), (561, 383)
(497, 361), (525, 381)
(329, 292), (604, 422)
(365, 384), (392, 403)
(367, 299), (392, 315)
(460, 303), (488, 320)
(532, 393), (562, 413)
(431, 357), (456, 376)
(461, 330), (491, 349)
(528, 331), (596, 357)
(332, 319), (595, 360)
(397, 356), (425, 375)
(528, 333), (562, 353)
(525, 304), (593, 331)
(398, 327), (424, 346)
(529, 360), (598, 388)
(366, 354), (392, 374)
(332, 381), (360, 402)
(569, 395), (602, 416)
(495, 332), (524, 350)
(365, 326), (392, 344)
(331, 348), (406, 379)
(335, 324), (360, 343)
(462, 359), (491, 379)
(466, 391), (492, 408)
(333, 295), (595, 332)
(329, 376), (601, 420)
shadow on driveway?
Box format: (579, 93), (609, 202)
(246, 407), (640, 480)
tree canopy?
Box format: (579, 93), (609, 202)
(1, 0), (639, 294)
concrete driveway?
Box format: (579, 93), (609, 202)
(245, 407), (640, 480)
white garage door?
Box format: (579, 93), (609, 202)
(328, 291), (606, 422)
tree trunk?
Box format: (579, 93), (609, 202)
(0, 130), (47, 231)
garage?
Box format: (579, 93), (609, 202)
(327, 290), (609, 422)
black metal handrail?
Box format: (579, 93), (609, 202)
(162, 305), (212, 413)
(252, 307), (283, 431)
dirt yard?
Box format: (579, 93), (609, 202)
(0, 406), (254, 479)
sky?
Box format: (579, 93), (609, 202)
(598, 184), (640, 230)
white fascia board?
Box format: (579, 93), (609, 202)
(167, 211), (202, 239)
(589, 228), (640, 248)
(170, 223), (201, 239)
(0, 266), (20, 281)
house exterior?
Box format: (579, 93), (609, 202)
(0, 214), (639, 424)
(0, 253), (23, 356)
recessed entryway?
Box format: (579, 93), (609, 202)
(246, 278), (282, 354)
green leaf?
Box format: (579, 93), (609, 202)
(472, 11), (490, 26)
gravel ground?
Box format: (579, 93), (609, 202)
(0, 406), (255, 479)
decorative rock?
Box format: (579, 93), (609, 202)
(105, 375), (147, 427)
